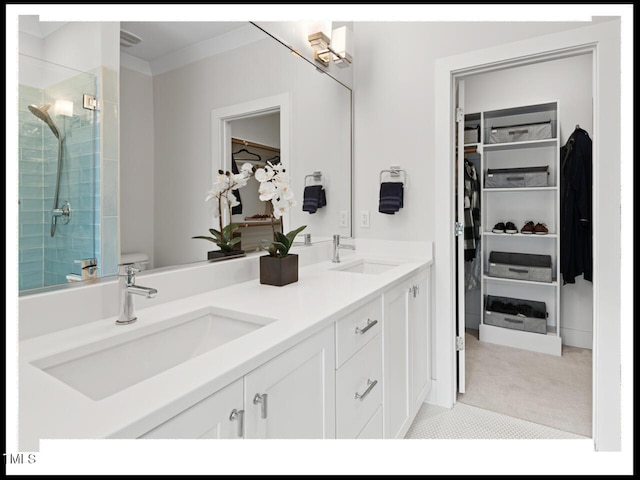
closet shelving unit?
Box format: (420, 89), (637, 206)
(468, 102), (562, 356)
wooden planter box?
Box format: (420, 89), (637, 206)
(259, 254), (299, 286)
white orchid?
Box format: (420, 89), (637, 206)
(194, 164), (255, 252)
(252, 160), (305, 257)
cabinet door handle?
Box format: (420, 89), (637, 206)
(253, 393), (268, 419)
(355, 319), (378, 335)
(229, 408), (244, 438)
(354, 379), (378, 401)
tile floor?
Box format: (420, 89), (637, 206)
(405, 402), (586, 439)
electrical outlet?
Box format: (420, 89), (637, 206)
(360, 210), (370, 228)
(339, 210), (349, 227)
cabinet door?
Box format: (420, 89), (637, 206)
(243, 324), (335, 439)
(409, 269), (431, 415)
(382, 281), (411, 439)
(139, 378), (244, 439)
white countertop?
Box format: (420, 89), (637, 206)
(19, 245), (432, 449)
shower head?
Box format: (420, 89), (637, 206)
(28, 103), (61, 139)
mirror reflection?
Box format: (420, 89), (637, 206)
(17, 20), (352, 293)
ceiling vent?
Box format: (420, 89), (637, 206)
(120, 29), (142, 48)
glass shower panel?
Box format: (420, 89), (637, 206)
(18, 54), (99, 291)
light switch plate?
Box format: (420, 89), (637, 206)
(339, 210), (349, 227)
(360, 210), (370, 228)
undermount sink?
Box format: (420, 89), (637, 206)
(32, 307), (275, 400)
(333, 258), (401, 275)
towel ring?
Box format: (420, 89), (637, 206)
(380, 166), (406, 184)
(305, 171), (324, 187)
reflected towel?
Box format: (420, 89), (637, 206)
(302, 185), (327, 214)
(378, 182), (404, 214)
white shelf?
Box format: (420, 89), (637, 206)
(483, 274), (558, 287)
(483, 186), (557, 192)
(479, 323), (562, 356)
(483, 232), (557, 238)
(468, 102), (561, 355)
(482, 138), (558, 151)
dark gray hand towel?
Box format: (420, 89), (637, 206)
(303, 185), (326, 214)
(379, 182), (404, 214)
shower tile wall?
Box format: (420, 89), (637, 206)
(18, 71), (100, 290)
(19, 86), (46, 291)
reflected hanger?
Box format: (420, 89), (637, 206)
(233, 148), (262, 161)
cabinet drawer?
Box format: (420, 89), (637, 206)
(335, 297), (382, 368)
(336, 334), (382, 439)
(356, 405), (383, 439)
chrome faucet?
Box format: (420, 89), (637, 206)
(332, 234), (355, 263)
(117, 263), (157, 325)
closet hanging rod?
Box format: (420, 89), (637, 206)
(231, 137), (281, 153)
(379, 166), (406, 184)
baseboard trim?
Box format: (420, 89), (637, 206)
(561, 327), (593, 349)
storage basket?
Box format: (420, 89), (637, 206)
(485, 166), (549, 188)
(464, 125), (480, 144)
(488, 251), (553, 283)
(484, 295), (547, 334)
(487, 120), (552, 144)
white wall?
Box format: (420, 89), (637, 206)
(352, 20), (600, 243)
(120, 66), (155, 268)
(463, 53), (594, 349)
(152, 36), (351, 268)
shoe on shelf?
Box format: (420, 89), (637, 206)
(521, 221), (535, 234)
(534, 223), (549, 235)
(492, 222), (506, 233)
(505, 221), (518, 234)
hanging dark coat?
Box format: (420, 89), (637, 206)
(560, 127), (592, 284)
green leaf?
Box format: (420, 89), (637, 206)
(222, 223), (239, 237)
(192, 235), (217, 243)
(269, 241), (288, 257)
(285, 225), (307, 245)
(228, 237), (242, 246)
(208, 229), (224, 243)
(274, 232), (290, 249)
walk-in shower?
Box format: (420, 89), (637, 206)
(19, 53), (100, 291)
(28, 103), (69, 236)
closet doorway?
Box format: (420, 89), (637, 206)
(454, 50), (594, 438)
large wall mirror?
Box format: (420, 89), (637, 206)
(17, 19), (352, 293)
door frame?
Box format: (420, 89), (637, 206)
(211, 93), (291, 233)
(433, 20), (621, 451)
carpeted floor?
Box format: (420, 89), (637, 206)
(458, 329), (592, 437)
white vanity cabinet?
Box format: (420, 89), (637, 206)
(409, 269), (431, 415)
(383, 268), (432, 439)
(139, 324), (336, 439)
(244, 323), (335, 439)
(140, 378), (244, 439)
(334, 296), (383, 438)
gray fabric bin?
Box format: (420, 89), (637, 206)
(484, 295), (547, 334)
(464, 125), (480, 144)
(488, 251), (553, 283)
(487, 120), (552, 144)
(485, 166), (549, 188)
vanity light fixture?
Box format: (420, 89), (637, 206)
(54, 99), (73, 117)
(308, 25), (353, 68)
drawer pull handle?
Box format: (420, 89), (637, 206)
(229, 408), (245, 437)
(508, 268), (528, 273)
(355, 319), (378, 335)
(253, 393), (268, 419)
(355, 379), (378, 401)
